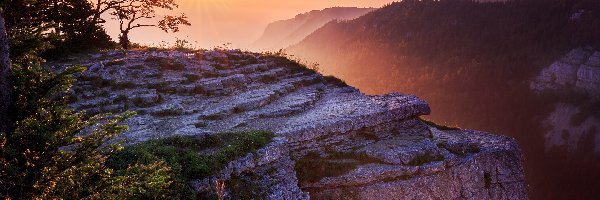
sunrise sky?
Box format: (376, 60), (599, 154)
(103, 0), (395, 49)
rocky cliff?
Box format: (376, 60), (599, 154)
(530, 48), (600, 154)
(250, 7), (374, 51)
(58, 49), (527, 199)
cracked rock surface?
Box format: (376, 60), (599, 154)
(61, 49), (527, 199)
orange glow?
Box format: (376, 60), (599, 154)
(102, 0), (395, 48)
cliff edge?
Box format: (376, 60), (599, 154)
(59, 49), (527, 199)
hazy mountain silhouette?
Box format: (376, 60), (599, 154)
(250, 7), (374, 51)
(287, 0), (600, 199)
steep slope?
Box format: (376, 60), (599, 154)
(250, 7), (374, 51)
(286, 0), (600, 199)
(57, 49), (526, 199)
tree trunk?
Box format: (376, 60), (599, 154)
(0, 12), (14, 134)
(119, 31), (130, 49)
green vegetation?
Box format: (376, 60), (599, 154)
(106, 131), (274, 198)
(295, 151), (383, 183)
(323, 75), (348, 87)
(262, 51), (318, 74)
(419, 117), (461, 131)
(0, 64), (175, 199)
(407, 151), (444, 166)
(227, 172), (267, 199)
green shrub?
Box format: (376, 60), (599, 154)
(106, 131), (274, 199)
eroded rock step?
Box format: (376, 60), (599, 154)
(295, 118), (526, 199)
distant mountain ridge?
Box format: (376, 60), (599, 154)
(249, 7), (374, 51)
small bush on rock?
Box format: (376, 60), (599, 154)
(106, 131), (274, 199)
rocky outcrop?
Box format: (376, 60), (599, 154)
(531, 47), (600, 98)
(530, 48), (600, 154)
(62, 49), (527, 199)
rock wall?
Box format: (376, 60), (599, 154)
(62, 49), (527, 199)
(531, 47), (600, 98)
(530, 48), (600, 154)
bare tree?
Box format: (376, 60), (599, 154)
(110, 0), (190, 49)
(0, 12), (13, 134)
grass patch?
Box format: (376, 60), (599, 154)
(106, 131), (274, 199)
(262, 53), (319, 74)
(295, 151), (383, 184)
(323, 75), (348, 87)
(407, 151), (444, 166)
(419, 117), (461, 130)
